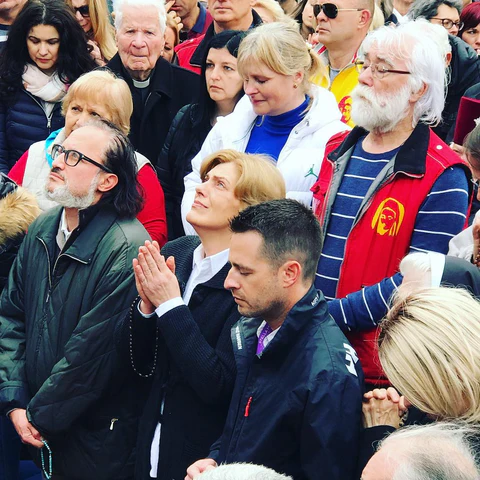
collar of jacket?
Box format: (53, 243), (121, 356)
(240, 284), (329, 356)
(164, 235), (232, 294)
(36, 205), (120, 263)
(107, 55), (176, 99)
(190, 9), (263, 66)
(328, 122), (431, 175)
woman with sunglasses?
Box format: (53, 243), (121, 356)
(181, 21), (346, 234)
(8, 70), (167, 245)
(0, 0), (96, 175)
(66, 0), (117, 65)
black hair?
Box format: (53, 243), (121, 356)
(0, 0), (96, 101)
(408, 0), (463, 20)
(464, 123), (480, 163)
(197, 30), (246, 127)
(89, 119), (144, 218)
(230, 199), (323, 282)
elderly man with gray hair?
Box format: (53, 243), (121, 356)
(198, 464), (292, 480)
(361, 423), (480, 480)
(107, 0), (200, 166)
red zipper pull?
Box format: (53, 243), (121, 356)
(244, 396), (253, 417)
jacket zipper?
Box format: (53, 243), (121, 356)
(24, 91), (55, 133)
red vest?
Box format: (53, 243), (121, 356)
(312, 128), (470, 385)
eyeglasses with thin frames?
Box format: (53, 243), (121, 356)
(72, 5), (90, 17)
(312, 3), (363, 19)
(430, 18), (463, 30)
(354, 59), (411, 80)
(51, 144), (113, 173)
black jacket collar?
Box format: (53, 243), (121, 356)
(328, 122), (431, 175)
(107, 54), (175, 99)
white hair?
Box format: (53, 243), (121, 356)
(113, 0), (167, 34)
(378, 422), (480, 480)
(197, 464), (293, 480)
(359, 19), (447, 127)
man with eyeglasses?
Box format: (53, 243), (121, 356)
(312, 0), (374, 126)
(311, 20), (471, 388)
(0, 120), (150, 479)
(408, 0), (480, 141)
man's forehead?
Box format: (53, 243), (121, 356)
(63, 127), (108, 152)
(229, 231), (264, 264)
(364, 46), (408, 67)
(120, 5), (161, 29)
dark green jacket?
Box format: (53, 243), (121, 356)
(0, 205), (150, 479)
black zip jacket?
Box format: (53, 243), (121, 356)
(211, 286), (364, 480)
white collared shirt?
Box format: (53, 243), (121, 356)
(56, 209), (72, 250)
(148, 244), (229, 477)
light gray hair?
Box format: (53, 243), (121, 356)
(112, 0), (166, 34)
(359, 19), (447, 127)
(197, 464), (293, 480)
(379, 423), (480, 480)
(408, 0), (463, 20)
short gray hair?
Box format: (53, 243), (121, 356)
(378, 423), (480, 480)
(113, 0), (166, 34)
(408, 0), (463, 20)
(360, 19), (446, 127)
(197, 464), (293, 480)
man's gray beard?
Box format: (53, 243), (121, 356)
(45, 172), (100, 210)
(350, 83), (412, 134)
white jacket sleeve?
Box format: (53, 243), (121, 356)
(448, 210), (480, 261)
(181, 125), (222, 235)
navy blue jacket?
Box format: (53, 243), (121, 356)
(211, 286), (364, 480)
(0, 89), (64, 174)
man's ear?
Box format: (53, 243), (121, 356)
(97, 173), (118, 193)
(358, 8), (371, 29)
(410, 81), (428, 103)
(280, 260), (302, 288)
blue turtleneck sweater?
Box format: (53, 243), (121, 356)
(245, 96), (309, 161)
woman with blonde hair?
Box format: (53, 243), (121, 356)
(122, 149), (285, 480)
(181, 21), (346, 234)
(67, 0), (117, 64)
(358, 287), (480, 474)
(8, 69), (167, 244)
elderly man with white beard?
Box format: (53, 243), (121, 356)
(310, 20), (471, 388)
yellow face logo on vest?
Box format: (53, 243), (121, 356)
(371, 198), (405, 236)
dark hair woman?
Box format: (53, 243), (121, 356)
(158, 29), (245, 240)
(0, 0), (96, 174)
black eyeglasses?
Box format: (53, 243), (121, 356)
(72, 4), (90, 17)
(52, 144), (113, 173)
(430, 18), (463, 30)
(354, 59), (411, 80)
(312, 3), (363, 19)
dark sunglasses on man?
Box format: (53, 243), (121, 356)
(313, 2), (363, 19)
(72, 4), (90, 17)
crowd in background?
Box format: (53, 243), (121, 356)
(1, 0), (480, 478)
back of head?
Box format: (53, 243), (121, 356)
(237, 22), (328, 94)
(62, 70), (133, 135)
(112, 0), (166, 34)
(230, 199), (323, 283)
(378, 287), (480, 422)
(379, 423), (480, 480)
(197, 463), (293, 480)
(359, 19), (447, 127)
(83, 119), (143, 218)
(252, 0), (289, 23)
(408, 0), (463, 21)
(464, 122), (480, 162)
(200, 149), (286, 207)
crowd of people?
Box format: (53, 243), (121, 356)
(0, 0), (480, 479)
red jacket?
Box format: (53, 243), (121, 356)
(312, 124), (471, 384)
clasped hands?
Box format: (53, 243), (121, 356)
(362, 387), (410, 429)
(133, 240), (180, 315)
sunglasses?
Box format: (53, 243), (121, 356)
(313, 3), (363, 19)
(72, 5), (90, 17)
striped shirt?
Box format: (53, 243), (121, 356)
(315, 139), (470, 331)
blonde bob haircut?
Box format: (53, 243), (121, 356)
(378, 287), (480, 423)
(66, 0), (117, 61)
(199, 149), (286, 207)
(237, 22), (328, 94)
(62, 70), (133, 135)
